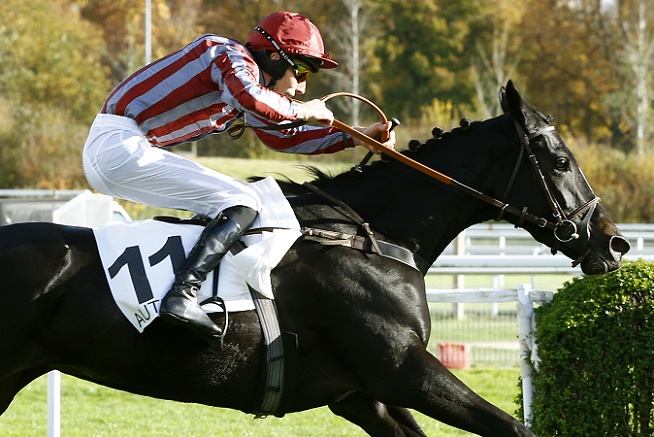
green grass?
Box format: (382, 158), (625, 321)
(0, 369), (523, 436)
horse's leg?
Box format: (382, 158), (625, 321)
(365, 340), (535, 437)
(292, 256), (533, 437)
(329, 392), (428, 437)
(386, 404), (429, 437)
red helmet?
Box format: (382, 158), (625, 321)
(245, 12), (338, 69)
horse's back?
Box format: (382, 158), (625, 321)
(0, 221), (98, 296)
(0, 222), (103, 349)
(0, 221), (96, 254)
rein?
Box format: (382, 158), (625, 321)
(334, 119), (563, 231)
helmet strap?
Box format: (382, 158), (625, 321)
(254, 26), (296, 69)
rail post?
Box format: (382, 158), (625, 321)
(517, 284), (535, 427)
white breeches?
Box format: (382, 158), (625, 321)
(82, 114), (262, 218)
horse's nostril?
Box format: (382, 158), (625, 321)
(610, 235), (631, 256)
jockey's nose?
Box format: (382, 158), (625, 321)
(296, 81), (306, 95)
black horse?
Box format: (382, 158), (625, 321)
(0, 82), (629, 436)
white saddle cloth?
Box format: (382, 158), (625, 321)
(93, 176), (301, 332)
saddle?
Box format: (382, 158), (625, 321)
(94, 177), (302, 333)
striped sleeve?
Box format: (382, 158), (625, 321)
(213, 43), (300, 123)
(247, 115), (356, 155)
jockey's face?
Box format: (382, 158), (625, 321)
(272, 63), (308, 97)
(263, 52), (309, 97)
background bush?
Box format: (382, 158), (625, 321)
(574, 145), (654, 222)
(527, 260), (654, 436)
(0, 99), (89, 189)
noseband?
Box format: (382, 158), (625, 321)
(502, 122), (601, 265)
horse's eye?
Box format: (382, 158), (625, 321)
(555, 157), (568, 169)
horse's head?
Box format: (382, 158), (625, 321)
(498, 80), (629, 274)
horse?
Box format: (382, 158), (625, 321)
(0, 81), (629, 437)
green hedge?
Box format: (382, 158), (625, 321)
(526, 260), (654, 436)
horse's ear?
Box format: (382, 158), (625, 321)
(505, 80), (523, 123)
(504, 80), (540, 132)
(499, 86), (509, 114)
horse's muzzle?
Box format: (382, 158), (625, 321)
(580, 234), (630, 275)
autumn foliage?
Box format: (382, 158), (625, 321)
(0, 0), (652, 221)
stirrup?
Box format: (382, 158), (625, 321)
(199, 295), (229, 348)
(160, 290), (228, 349)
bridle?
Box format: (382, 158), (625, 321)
(498, 122), (601, 265)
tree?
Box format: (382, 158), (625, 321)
(519, 0), (654, 153)
(0, 0), (111, 122)
(0, 0), (113, 188)
(318, 0), (376, 125)
(519, 0), (612, 145)
(79, 0), (202, 84)
(368, 0), (481, 119)
(469, 0), (525, 118)
(616, 0), (654, 155)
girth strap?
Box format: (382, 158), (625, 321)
(248, 284), (286, 418)
(229, 241), (297, 419)
(301, 182), (431, 274)
(302, 227), (431, 274)
(303, 182), (383, 255)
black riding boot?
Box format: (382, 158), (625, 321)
(159, 205), (258, 344)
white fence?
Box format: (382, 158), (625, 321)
(0, 189), (130, 225)
(424, 225), (654, 369)
(426, 224), (654, 365)
(426, 284), (550, 427)
(441, 222), (654, 258)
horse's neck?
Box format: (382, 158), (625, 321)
(362, 182), (488, 263)
(289, 116), (515, 266)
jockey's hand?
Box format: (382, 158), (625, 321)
(296, 99), (334, 125)
(354, 121), (396, 153)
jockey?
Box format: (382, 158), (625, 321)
(82, 11), (395, 346)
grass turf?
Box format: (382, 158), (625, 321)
(0, 368), (523, 436)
